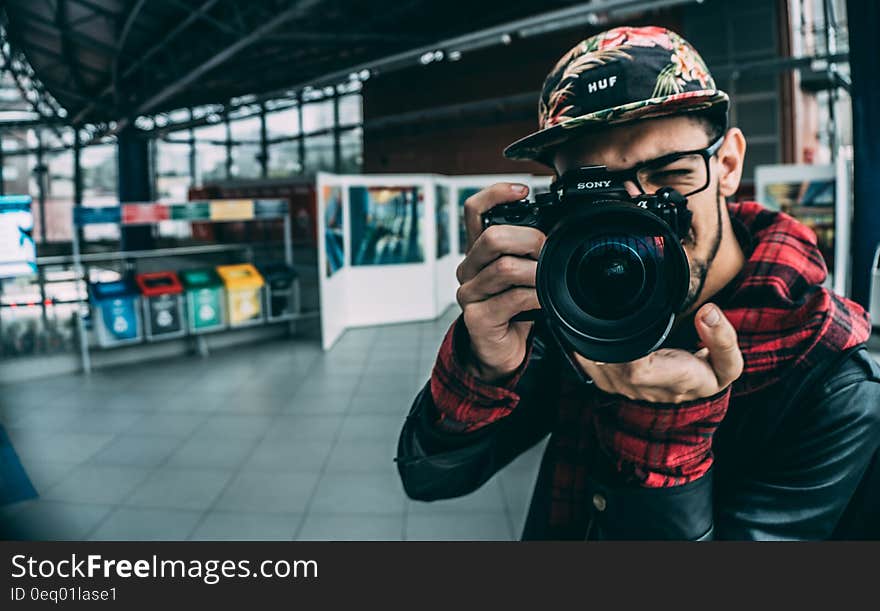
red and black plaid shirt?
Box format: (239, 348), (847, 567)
(430, 201), (871, 527)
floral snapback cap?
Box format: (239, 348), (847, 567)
(503, 26), (729, 166)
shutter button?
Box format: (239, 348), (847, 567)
(592, 493), (607, 512)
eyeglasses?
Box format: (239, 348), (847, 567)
(600, 136), (725, 197)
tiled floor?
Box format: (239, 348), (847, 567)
(0, 307), (546, 541)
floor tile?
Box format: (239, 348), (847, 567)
(11, 431), (113, 466)
(41, 464), (151, 504)
(214, 471), (320, 514)
(87, 434), (184, 467)
(88, 507), (203, 540)
(166, 435), (258, 469)
(408, 478), (506, 515)
(297, 514), (402, 541)
(190, 511), (301, 541)
(405, 512), (513, 541)
(124, 467), (234, 510)
(196, 414), (274, 440)
(242, 439), (333, 472)
(261, 415), (343, 442)
(17, 460), (79, 494)
(324, 440), (397, 473)
(128, 412), (208, 437)
(336, 415), (404, 445)
(0, 501), (113, 540)
(310, 472), (407, 515)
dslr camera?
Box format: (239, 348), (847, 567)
(481, 167), (693, 363)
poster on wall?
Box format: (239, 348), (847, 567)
(457, 187), (481, 255)
(0, 195), (36, 279)
(755, 164), (836, 285)
(436, 185), (450, 258)
(324, 186), (344, 277)
(348, 186), (424, 266)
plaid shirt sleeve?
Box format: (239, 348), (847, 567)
(591, 386), (732, 487)
(430, 316), (534, 434)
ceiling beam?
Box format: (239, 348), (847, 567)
(111, 0), (149, 104)
(126, 0), (321, 124)
(56, 0), (91, 111)
(71, 0), (223, 124)
(150, 0), (242, 37)
(264, 32), (426, 44)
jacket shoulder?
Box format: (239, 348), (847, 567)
(815, 346), (880, 420)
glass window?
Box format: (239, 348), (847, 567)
(339, 127), (362, 174)
(193, 122), (228, 184)
(302, 99), (334, 133)
(80, 143), (117, 204)
(266, 105), (300, 138)
(155, 139), (191, 203)
(78, 142), (119, 241)
(338, 95), (362, 126)
(303, 133), (334, 173)
(268, 141), (302, 177)
(2, 130), (29, 194)
(229, 115), (261, 179)
(41, 147), (74, 243)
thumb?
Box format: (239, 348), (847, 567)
(694, 303), (743, 387)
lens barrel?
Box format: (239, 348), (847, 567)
(536, 201), (689, 363)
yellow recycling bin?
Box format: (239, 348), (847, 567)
(216, 264), (265, 327)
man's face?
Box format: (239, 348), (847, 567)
(553, 115), (725, 313)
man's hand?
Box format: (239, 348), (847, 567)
(574, 302), (744, 403)
(456, 182), (545, 383)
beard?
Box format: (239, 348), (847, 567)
(679, 185), (723, 313)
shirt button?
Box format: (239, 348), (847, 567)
(592, 493), (607, 512)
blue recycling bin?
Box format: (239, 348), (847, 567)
(89, 279), (143, 347)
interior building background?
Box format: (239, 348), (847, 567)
(0, 0), (877, 540)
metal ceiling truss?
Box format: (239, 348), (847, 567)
(0, 21), (67, 137)
(3, 0), (853, 155)
(140, 0), (706, 138)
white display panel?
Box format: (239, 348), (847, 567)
(433, 180), (456, 315)
(437, 174), (533, 316)
(318, 173), (436, 348)
(317, 173), (533, 350)
(316, 176), (350, 350)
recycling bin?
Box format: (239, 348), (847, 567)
(89, 279), (142, 347)
(135, 271), (186, 341)
(257, 262), (300, 322)
(180, 268), (226, 333)
(216, 263), (265, 327)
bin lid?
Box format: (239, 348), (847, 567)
(179, 268), (223, 289)
(135, 271), (183, 297)
(216, 263), (264, 290)
(256, 261), (298, 281)
(89, 279), (139, 300)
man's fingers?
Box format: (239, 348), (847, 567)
(462, 288), (540, 332)
(456, 225), (545, 283)
(695, 303), (744, 387)
(463, 183), (530, 251)
(457, 256), (537, 306)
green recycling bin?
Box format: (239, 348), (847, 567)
(180, 268), (226, 333)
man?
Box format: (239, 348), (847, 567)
(395, 26), (880, 540)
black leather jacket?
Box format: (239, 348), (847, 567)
(396, 328), (880, 540)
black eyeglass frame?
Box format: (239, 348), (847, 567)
(593, 135), (725, 198)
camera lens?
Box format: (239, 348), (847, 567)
(570, 237), (650, 319)
(536, 203), (689, 363)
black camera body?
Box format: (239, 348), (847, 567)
(481, 166), (693, 363)
(483, 166), (692, 238)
